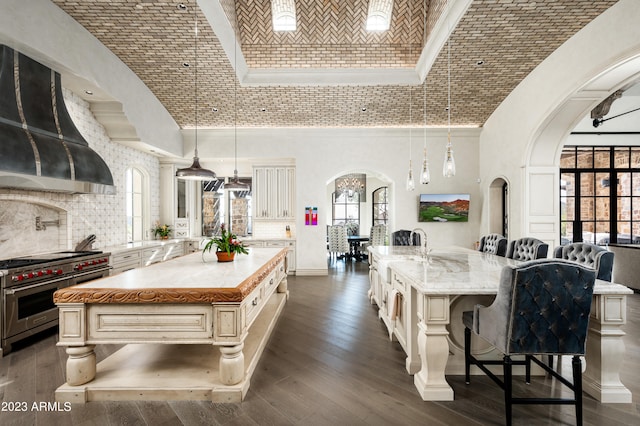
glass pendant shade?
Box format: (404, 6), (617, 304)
(421, 148), (430, 184)
(443, 135), (456, 178)
(406, 160), (415, 191)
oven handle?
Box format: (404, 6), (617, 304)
(73, 266), (111, 278)
(4, 276), (69, 295)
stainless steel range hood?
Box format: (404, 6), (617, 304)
(0, 45), (115, 194)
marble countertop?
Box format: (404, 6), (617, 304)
(53, 247), (287, 304)
(389, 250), (633, 296)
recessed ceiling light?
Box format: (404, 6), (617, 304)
(85, 90), (93, 95)
(212, 107), (219, 112)
(182, 62), (190, 68)
(476, 60), (485, 66)
(361, 107), (367, 112)
(177, 4), (187, 11)
(260, 107), (267, 112)
(135, 4), (144, 10)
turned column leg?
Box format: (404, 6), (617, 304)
(583, 294), (632, 403)
(413, 294), (454, 401)
(219, 343), (245, 385)
(65, 345), (96, 386)
(414, 321), (454, 400)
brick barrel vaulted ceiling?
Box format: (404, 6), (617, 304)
(51, 0), (618, 130)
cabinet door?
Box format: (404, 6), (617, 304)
(253, 167), (268, 218)
(276, 167), (296, 219)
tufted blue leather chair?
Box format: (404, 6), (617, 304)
(506, 237), (548, 261)
(391, 229), (420, 246)
(463, 259), (596, 426)
(478, 233), (508, 257)
(553, 242), (614, 281)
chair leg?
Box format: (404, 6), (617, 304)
(504, 355), (513, 426)
(464, 327), (471, 384)
(572, 355), (583, 426)
(525, 355), (531, 384)
(548, 354), (554, 370)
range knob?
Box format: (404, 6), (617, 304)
(56, 269), (63, 275)
(12, 275), (23, 282)
(27, 272), (34, 279)
(37, 270), (44, 277)
(75, 264), (83, 271)
(46, 269), (53, 275)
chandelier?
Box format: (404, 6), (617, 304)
(335, 173), (366, 201)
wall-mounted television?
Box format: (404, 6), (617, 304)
(419, 194), (470, 222)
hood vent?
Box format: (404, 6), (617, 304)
(0, 45), (115, 194)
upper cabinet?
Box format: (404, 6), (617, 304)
(253, 166), (296, 220)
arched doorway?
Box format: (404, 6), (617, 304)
(488, 178), (508, 238)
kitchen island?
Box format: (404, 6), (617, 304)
(370, 247), (633, 403)
(53, 247), (289, 403)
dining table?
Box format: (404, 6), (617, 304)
(347, 235), (369, 261)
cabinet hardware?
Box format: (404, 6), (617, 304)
(252, 297), (258, 306)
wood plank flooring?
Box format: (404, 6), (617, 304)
(1, 259), (639, 425)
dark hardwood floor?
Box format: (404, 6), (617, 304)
(1, 259), (639, 425)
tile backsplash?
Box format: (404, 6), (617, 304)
(0, 89), (160, 259)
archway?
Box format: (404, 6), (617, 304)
(488, 177), (508, 238)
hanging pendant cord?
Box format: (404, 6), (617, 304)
(194, 9), (199, 158)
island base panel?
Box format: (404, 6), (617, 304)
(55, 292), (286, 403)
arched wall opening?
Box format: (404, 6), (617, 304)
(479, 0), (640, 248)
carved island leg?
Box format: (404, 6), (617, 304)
(277, 276), (289, 299)
(219, 343), (245, 385)
(65, 345), (96, 386)
(583, 294), (632, 403)
(413, 295), (454, 401)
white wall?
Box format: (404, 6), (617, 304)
(479, 0), (640, 249)
(0, 89), (160, 258)
(190, 127), (482, 275)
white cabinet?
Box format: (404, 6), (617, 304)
(110, 241), (190, 276)
(244, 239), (296, 274)
(110, 250), (141, 275)
(253, 166), (295, 220)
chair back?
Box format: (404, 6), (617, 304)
(391, 229), (420, 246)
(475, 259), (596, 356)
(328, 225), (349, 254)
(370, 224), (387, 246)
(506, 237), (548, 261)
(553, 242), (614, 281)
(478, 233), (508, 256)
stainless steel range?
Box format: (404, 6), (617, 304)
(0, 251), (110, 355)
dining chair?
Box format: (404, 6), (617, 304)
(478, 233), (508, 257)
(553, 242), (614, 281)
(327, 225), (349, 261)
(463, 259), (597, 426)
(506, 237), (548, 261)
(370, 224), (387, 246)
(391, 229), (420, 246)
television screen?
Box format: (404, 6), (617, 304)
(419, 193), (470, 222)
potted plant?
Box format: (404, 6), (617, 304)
(153, 222), (172, 240)
(203, 224), (249, 262)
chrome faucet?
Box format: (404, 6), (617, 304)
(410, 228), (428, 257)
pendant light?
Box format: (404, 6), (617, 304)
(224, 25), (249, 192)
(406, 1), (415, 192)
(442, 23), (456, 178)
(406, 84), (415, 191)
(420, 0), (430, 185)
(176, 6), (217, 181)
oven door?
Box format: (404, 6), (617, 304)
(3, 275), (70, 342)
(72, 266), (111, 286)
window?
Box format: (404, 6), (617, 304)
(271, 0), (296, 31)
(366, 0), (394, 31)
(202, 178), (252, 237)
(332, 191), (360, 236)
(125, 167), (145, 242)
(560, 146), (640, 245)
(372, 186), (388, 226)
